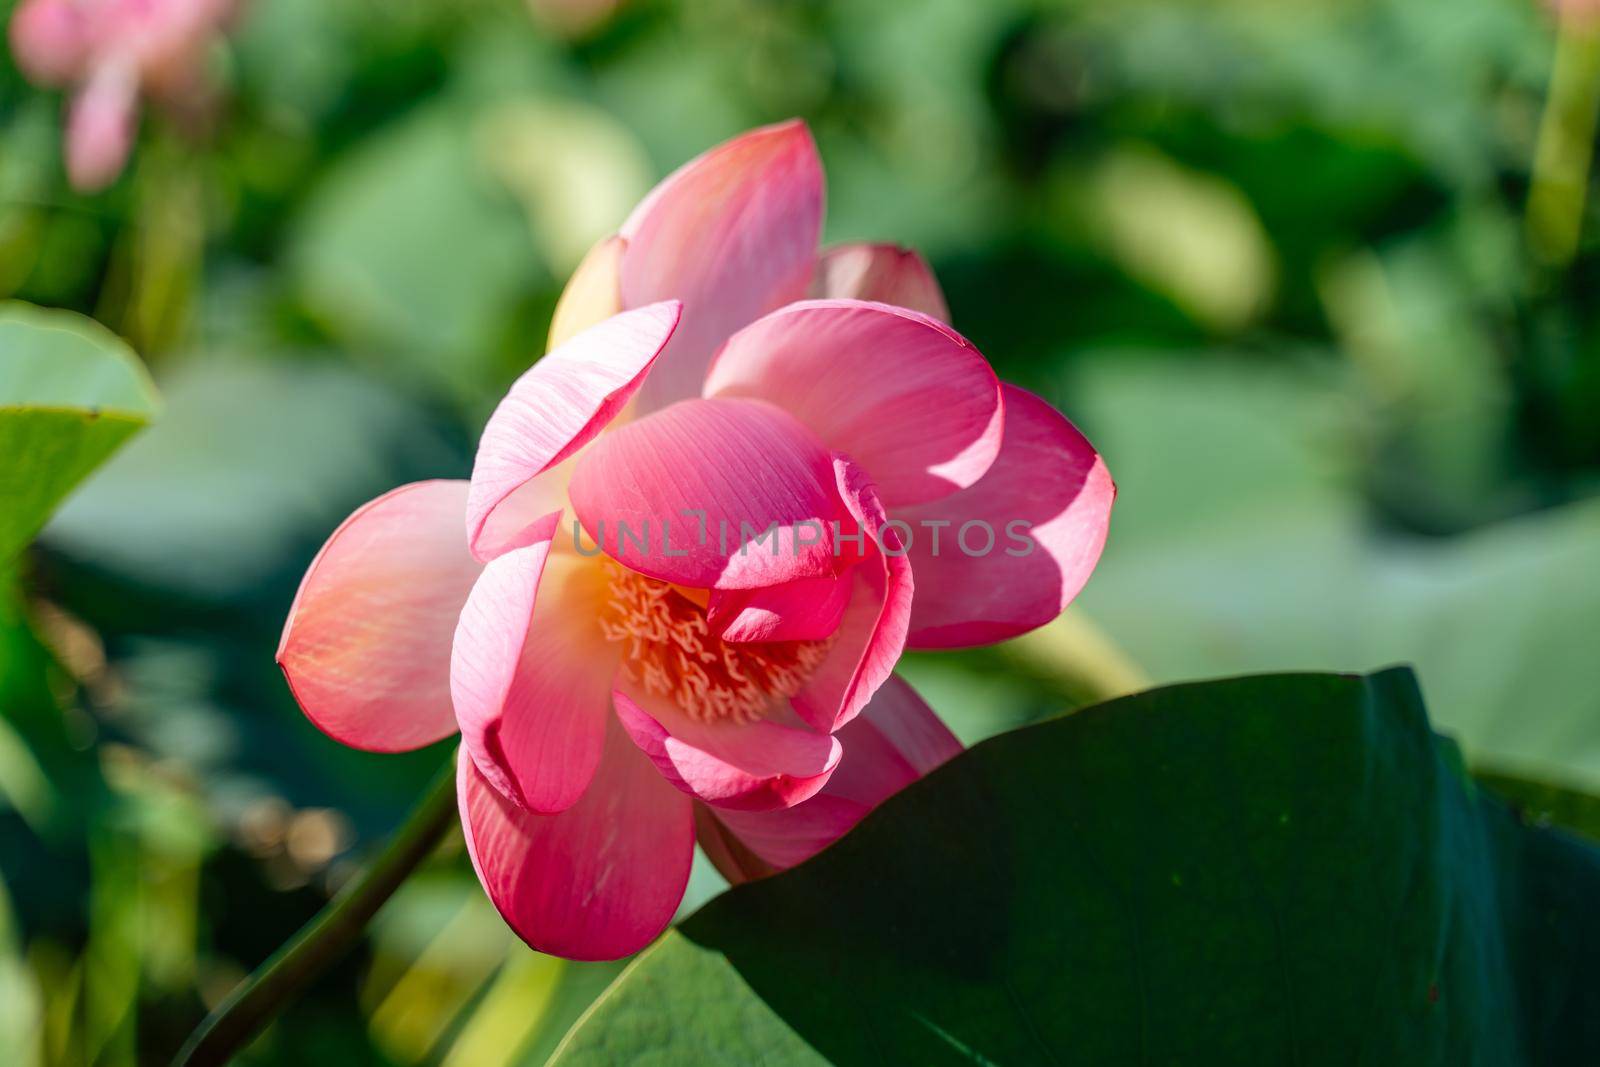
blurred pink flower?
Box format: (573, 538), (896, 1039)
(278, 121), (1115, 960)
(1547, 0), (1600, 20)
(7, 0), (234, 191)
(526, 0), (621, 38)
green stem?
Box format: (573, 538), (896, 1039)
(173, 751), (460, 1067)
(1527, 7), (1600, 268)
(1002, 608), (1151, 708)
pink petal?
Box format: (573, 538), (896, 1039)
(467, 301), (682, 561)
(103, 0), (234, 91)
(811, 242), (950, 322)
(277, 481), (479, 753)
(701, 794), (864, 878)
(789, 457), (913, 734)
(703, 300), (1003, 507)
(614, 688), (841, 811)
(459, 720), (695, 961)
(468, 463), (570, 565)
(620, 119), (824, 414)
(8, 0), (88, 86)
(897, 385), (1114, 649)
(65, 62), (138, 193)
(451, 538), (620, 814)
(548, 234), (625, 350)
(703, 675), (960, 881)
(693, 802), (781, 883)
(568, 396), (840, 589)
(818, 674), (962, 804)
(706, 573), (851, 643)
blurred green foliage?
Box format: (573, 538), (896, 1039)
(3, 0), (1599, 1062)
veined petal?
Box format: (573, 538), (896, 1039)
(451, 535), (619, 814)
(703, 300), (1003, 507)
(811, 242), (949, 322)
(706, 573), (851, 643)
(790, 457), (913, 734)
(467, 301), (682, 561)
(470, 463), (569, 565)
(278, 481), (477, 753)
(621, 119), (823, 413)
(819, 674), (962, 803)
(898, 385), (1114, 649)
(703, 675), (959, 882)
(568, 396), (839, 589)
(459, 720), (694, 961)
(614, 689), (841, 811)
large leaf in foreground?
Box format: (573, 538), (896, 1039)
(555, 670), (1600, 1065)
(0, 303), (158, 559)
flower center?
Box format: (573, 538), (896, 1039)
(597, 561), (831, 724)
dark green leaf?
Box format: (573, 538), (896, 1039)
(556, 670), (1600, 1065)
(1478, 770), (1600, 844)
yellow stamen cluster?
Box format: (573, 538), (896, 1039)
(598, 561), (832, 724)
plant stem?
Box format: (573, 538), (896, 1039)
(1527, 7), (1600, 268)
(1002, 608), (1151, 708)
(173, 750), (460, 1067)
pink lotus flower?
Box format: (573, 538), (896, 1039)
(7, 0), (235, 191)
(278, 121), (1114, 960)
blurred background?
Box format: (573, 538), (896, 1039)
(3, 0), (1600, 1062)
